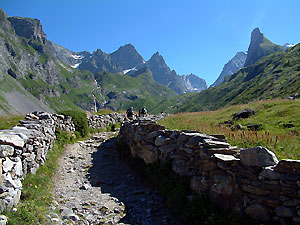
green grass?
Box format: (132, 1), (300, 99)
(5, 130), (75, 225)
(159, 99), (300, 159)
(92, 108), (114, 115)
(0, 115), (24, 130)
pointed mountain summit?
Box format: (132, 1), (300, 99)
(143, 52), (186, 93)
(110, 43), (145, 70)
(79, 49), (122, 74)
(212, 52), (247, 87)
(244, 28), (284, 67)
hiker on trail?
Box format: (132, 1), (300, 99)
(140, 106), (147, 117)
(126, 107), (134, 120)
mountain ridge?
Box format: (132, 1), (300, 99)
(172, 43), (300, 113)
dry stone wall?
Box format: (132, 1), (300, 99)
(88, 112), (126, 130)
(0, 111), (75, 212)
(117, 119), (300, 224)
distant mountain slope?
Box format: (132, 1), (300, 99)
(0, 8), (107, 114)
(212, 52), (247, 87)
(0, 73), (53, 116)
(94, 71), (176, 111)
(180, 73), (207, 92)
(244, 28), (285, 67)
(173, 43), (300, 112)
(49, 41), (90, 68)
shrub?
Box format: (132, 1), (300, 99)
(58, 110), (88, 137)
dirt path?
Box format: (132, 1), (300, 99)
(50, 132), (181, 225)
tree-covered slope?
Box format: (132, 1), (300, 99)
(174, 43), (300, 112)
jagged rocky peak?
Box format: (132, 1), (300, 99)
(0, 8), (13, 31)
(149, 51), (165, 62)
(79, 48), (122, 74)
(110, 43), (144, 70)
(250, 28), (264, 47)
(244, 28), (284, 67)
(212, 51), (247, 87)
(8, 16), (47, 44)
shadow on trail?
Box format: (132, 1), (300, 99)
(87, 137), (182, 225)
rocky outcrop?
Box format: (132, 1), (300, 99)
(79, 49), (122, 74)
(110, 44), (145, 70)
(244, 28), (284, 67)
(8, 17), (46, 44)
(0, 111), (75, 212)
(212, 52), (247, 87)
(117, 120), (300, 224)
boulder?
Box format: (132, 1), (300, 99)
(240, 146), (278, 167)
(247, 124), (262, 131)
(233, 108), (255, 119)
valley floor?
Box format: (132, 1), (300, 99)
(51, 132), (181, 224)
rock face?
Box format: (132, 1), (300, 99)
(244, 28), (284, 67)
(141, 52), (186, 93)
(79, 49), (122, 74)
(117, 119), (300, 224)
(110, 44), (145, 70)
(49, 41), (90, 68)
(8, 16), (47, 45)
(180, 73), (207, 92)
(212, 52), (247, 87)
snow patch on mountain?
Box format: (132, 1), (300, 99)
(123, 67), (137, 74)
(71, 54), (83, 60)
(71, 63), (80, 68)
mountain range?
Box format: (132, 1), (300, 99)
(51, 42), (208, 94)
(212, 28), (288, 87)
(0, 8), (206, 115)
(163, 43), (300, 113)
(0, 7), (298, 116)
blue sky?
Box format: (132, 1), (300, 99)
(2, 0), (300, 85)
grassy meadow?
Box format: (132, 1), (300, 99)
(0, 115), (24, 130)
(159, 99), (300, 159)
